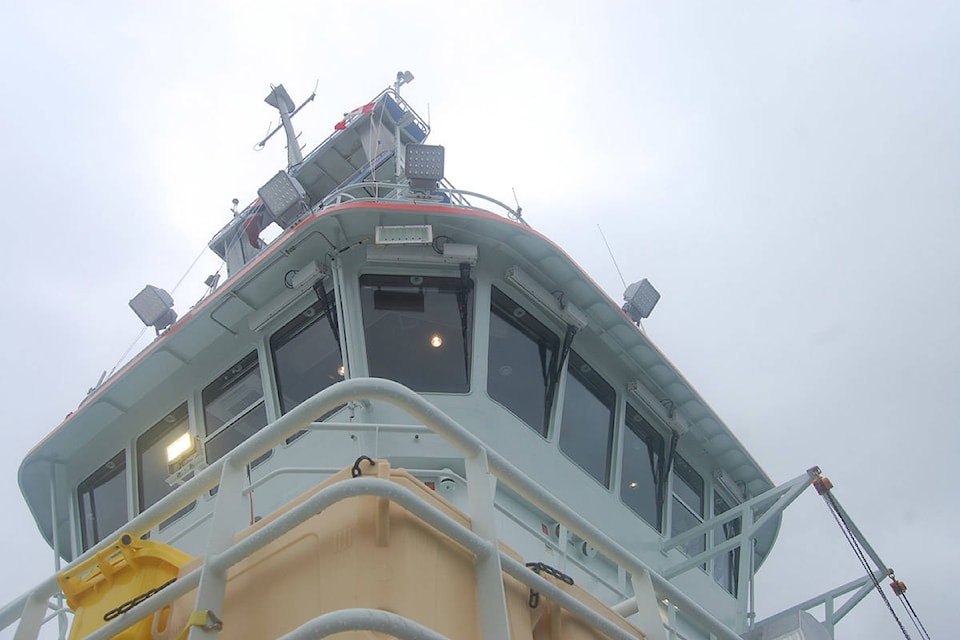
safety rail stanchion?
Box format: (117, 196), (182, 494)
(11, 592), (48, 640)
(463, 449), (512, 640)
(186, 457), (249, 640)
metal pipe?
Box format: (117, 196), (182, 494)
(275, 609), (452, 640)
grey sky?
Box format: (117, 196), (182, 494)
(1, 1), (956, 637)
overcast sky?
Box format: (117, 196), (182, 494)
(1, 2), (956, 638)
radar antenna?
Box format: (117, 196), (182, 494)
(254, 82), (317, 168)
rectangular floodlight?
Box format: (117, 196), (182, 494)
(258, 170), (308, 228)
(375, 224), (434, 245)
(623, 279), (660, 321)
(405, 144), (445, 180)
(129, 285), (175, 327)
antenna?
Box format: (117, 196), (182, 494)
(254, 82), (317, 168)
(597, 224), (627, 289)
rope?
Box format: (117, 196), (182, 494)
(821, 491), (912, 639)
(896, 588), (932, 640)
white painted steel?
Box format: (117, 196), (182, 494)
(4, 378), (775, 640)
(275, 608), (453, 640)
(463, 450), (513, 640)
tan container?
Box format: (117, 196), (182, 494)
(530, 573), (646, 640)
(153, 460), (535, 640)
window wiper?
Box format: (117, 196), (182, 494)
(456, 263), (474, 380)
(313, 280), (341, 350)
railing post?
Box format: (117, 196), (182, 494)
(12, 592), (47, 640)
(188, 458), (249, 639)
(464, 449), (512, 640)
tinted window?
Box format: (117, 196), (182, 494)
(619, 405), (664, 530)
(671, 455), (705, 560)
(78, 451), (127, 550)
(487, 287), (559, 435)
(271, 295), (344, 443)
(203, 352), (269, 466)
(359, 274), (473, 392)
(558, 352), (615, 487)
(713, 493), (741, 595)
(271, 296), (343, 413)
(137, 404), (196, 526)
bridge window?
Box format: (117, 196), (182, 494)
(137, 404), (196, 527)
(671, 455), (705, 562)
(559, 352), (615, 487)
(359, 274), (473, 393)
(78, 450), (127, 551)
(713, 493), (741, 595)
(271, 294), (344, 442)
(487, 286), (559, 436)
(203, 351), (270, 467)
(619, 405), (665, 530)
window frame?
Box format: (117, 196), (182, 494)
(136, 403), (197, 528)
(557, 351), (617, 488)
(486, 286), (561, 437)
(358, 272), (475, 394)
(618, 402), (666, 531)
(201, 351), (271, 468)
(269, 291), (345, 444)
(670, 453), (706, 568)
(77, 450), (127, 551)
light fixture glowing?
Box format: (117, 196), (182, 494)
(629, 481), (638, 488)
(430, 334), (443, 348)
(337, 365), (345, 377)
(166, 432), (195, 464)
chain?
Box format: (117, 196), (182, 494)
(102, 578), (176, 622)
(525, 561), (574, 608)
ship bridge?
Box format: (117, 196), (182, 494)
(6, 82), (859, 640)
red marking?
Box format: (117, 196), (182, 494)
(425, 482), (435, 491)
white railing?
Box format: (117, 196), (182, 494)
(1, 378), (747, 640)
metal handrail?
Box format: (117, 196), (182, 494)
(318, 180), (525, 223)
(2, 378), (743, 640)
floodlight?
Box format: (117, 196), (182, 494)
(129, 285), (177, 334)
(258, 170), (308, 228)
(395, 70), (415, 88)
(166, 432), (195, 465)
(622, 279), (660, 322)
(405, 144), (445, 192)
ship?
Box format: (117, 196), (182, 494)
(0, 75), (925, 640)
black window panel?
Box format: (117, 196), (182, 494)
(205, 402), (270, 465)
(487, 287), (559, 436)
(359, 274), (473, 393)
(672, 497), (707, 558)
(713, 493), (741, 595)
(673, 454), (704, 516)
(671, 454), (706, 562)
(558, 352), (616, 487)
(203, 352), (270, 467)
(619, 405), (664, 530)
(203, 351), (263, 433)
(270, 296), (344, 419)
(137, 404), (196, 527)
(78, 450), (127, 551)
